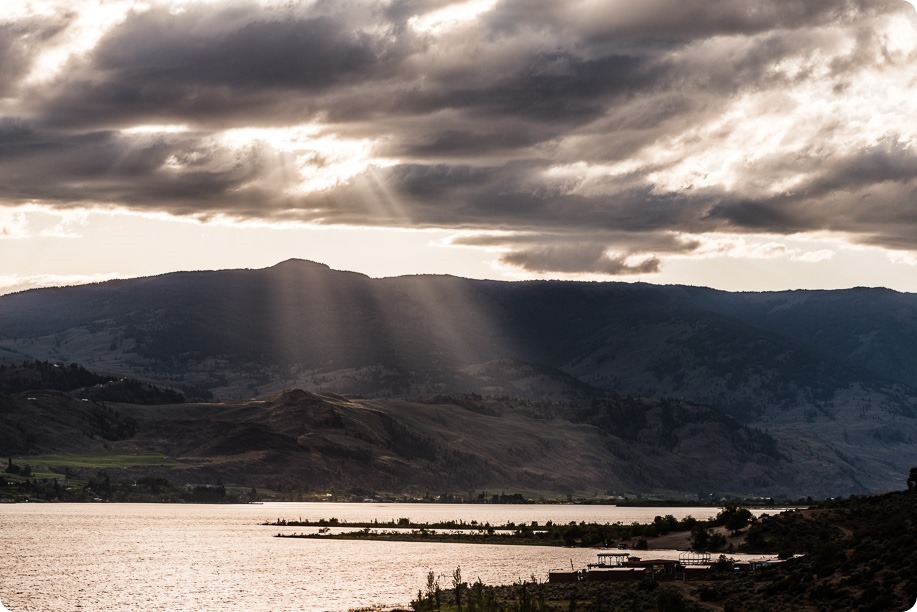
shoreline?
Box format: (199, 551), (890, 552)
(270, 514), (778, 556)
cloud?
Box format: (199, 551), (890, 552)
(0, 11), (72, 95)
(26, 3), (408, 130)
(684, 233), (839, 262)
(0, 209), (30, 239)
(0, 0), (914, 275)
(0, 272), (127, 296)
(487, 0), (890, 41)
(501, 243), (661, 275)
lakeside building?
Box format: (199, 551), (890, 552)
(548, 551), (781, 583)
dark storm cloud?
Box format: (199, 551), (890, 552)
(408, 52), (661, 121)
(0, 123), (287, 213)
(705, 139), (917, 235)
(2, 0), (915, 274)
(450, 230), (688, 275)
(385, 125), (546, 158)
(0, 14), (71, 96)
(705, 200), (802, 232)
(0, 25), (36, 96)
(490, 0), (907, 43)
(96, 17), (379, 89)
(451, 230), (697, 253)
(30, 3), (410, 129)
(502, 243), (661, 275)
(291, 164), (714, 239)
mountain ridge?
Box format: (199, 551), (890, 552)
(2, 260), (916, 496)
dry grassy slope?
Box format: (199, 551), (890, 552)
(0, 356), (909, 497)
(55, 389), (867, 497)
(243, 358), (599, 402)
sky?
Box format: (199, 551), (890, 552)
(0, 0), (915, 295)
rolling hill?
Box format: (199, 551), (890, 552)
(1, 260), (916, 496)
(0, 372), (860, 497)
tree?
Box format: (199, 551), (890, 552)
(452, 566), (464, 611)
(908, 467), (917, 491)
(411, 571), (440, 611)
(690, 526), (710, 551)
(715, 505), (753, 535)
(725, 510), (751, 534)
(691, 526), (726, 551)
(426, 571), (437, 610)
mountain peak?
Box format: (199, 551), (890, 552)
(269, 259), (332, 271)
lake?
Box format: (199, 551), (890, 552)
(0, 502), (780, 611)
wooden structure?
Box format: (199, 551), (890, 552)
(678, 551), (711, 565)
(588, 553), (631, 568)
(548, 551), (782, 584)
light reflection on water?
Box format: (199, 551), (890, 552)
(0, 503), (778, 611)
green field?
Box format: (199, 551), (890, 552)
(15, 454), (180, 469)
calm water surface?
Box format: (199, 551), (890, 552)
(0, 503), (778, 611)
